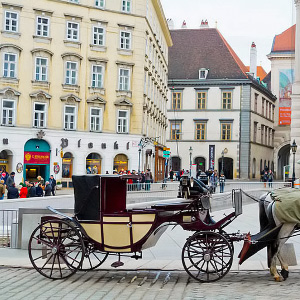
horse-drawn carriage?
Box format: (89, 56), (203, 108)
(28, 174), (244, 282)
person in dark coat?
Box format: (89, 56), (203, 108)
(6, 172), (15, 189)
(36, 183), (44, 197)
(49, 175), (56, 196)
(29, 182), (36, 197)
(44, 181), (52, 196)
(7, 183), (19, 199)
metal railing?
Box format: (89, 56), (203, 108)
(0, 209), (18, 248)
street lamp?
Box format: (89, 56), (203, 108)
(138, 142), (142, 174)
(221, 148), (228, 175)
(189, 146), (193, 175)
(291, 139), (297, 188)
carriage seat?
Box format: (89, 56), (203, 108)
(150, 200), (192, 211)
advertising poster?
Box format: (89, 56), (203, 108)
(209, 145), (215, 170)
(279, 69), (294, 125)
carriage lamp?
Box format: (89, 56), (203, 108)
(291, 140), (297, 188)
(138, 142), (142, 174)
(189, 146), (193, 175)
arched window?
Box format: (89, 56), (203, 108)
(86, 153), (101, 174)
(114, 154), (128, 173)
(62, 152), (73, 178)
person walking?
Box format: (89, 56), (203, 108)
(6, 172), (15, 189)
(219, 173), (226, 193)
(0, 180), (5, 200)
(263, 171), (268, 188)
(169, 169), (174, 182)
(210, 170), (218, 193)
(49, 175), (56, 196)
(268, 170), (274, 188)
(7, 183), (19, 199)
(145, 169), (152, 191)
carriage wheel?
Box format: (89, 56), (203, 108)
(28, 219), (85, 279)
(79, 242), (108, 270)
(182, 231), (233, 282)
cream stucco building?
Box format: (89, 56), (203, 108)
(0, 0), (172, 186)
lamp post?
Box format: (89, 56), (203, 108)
(138, 142), (142, 174)
(291, 139), (297, 188)
(221, 150), (224, 175)
(189, 146), (193, 175)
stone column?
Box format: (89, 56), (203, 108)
(290, 0), (300, 178)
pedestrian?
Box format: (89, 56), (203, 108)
(7, 183), (19, 199)
(210, 170), (218, 193)
(169, 169), (174, 182)
(36, 183), (44, 197)
(29, 182), (36, 197)
(6, 172), (15, 189)
(19, 183), (28, 198)
(219, 173), (226, 193)
(145, 169), (152, 191)
(0, 179), (5, 200)
(44, 181), (52, 196)
(263, 171), (268, 188)
(49, 175), (56, 196)
(268, 170), (274, 188)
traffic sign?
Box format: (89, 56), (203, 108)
(163, 151), (170, 155)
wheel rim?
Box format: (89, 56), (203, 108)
(28, 219), (84, 279)
(182, 231), (233, 282)
(79, 242), (108, 271)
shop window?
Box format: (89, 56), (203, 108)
(86, 153), (101, 174)
(62, 152), (73, 178)
(113, 154), (128, 173)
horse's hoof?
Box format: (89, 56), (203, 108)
(280, 269), (289, 280)
(274, 275), (284, 282)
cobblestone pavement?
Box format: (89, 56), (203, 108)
(1, 267), (300, 300)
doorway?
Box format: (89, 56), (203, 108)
(26, 165), (46, 182)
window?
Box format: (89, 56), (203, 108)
(172, 92), (181, 110)
(266, 100), (269, 118)
(1, 100), (15, 126)
(65, 61), (78, 85)
(262, 98), (265, 116)
(3, 53), (17, 78)
(254, 93), (258, 112)
(36, 16), (49, 37)
(35, 57), (48, 81)
(117, 110), (129, 133)
(64, 106), (76, 130)
(122, 0), (131, 12)
(66, 22), (79, 41)
(170, 122), (181, 140)
(120, 31), (131, 50)
(90, 107), (102, 132)
(197, 92), (206, 109)
(222, 92), (232, 109)
(95, 0), (105, 8)
(4, 11), (18, 32)
(33, 103), (46, 128)
(261, 125), (264, 144)
(199, 68), (208, 79)
(253, 122), (258, 143)
(92, 26), (105, 46)
(91, 65), (103, 88)
(195, 123), (206, 140)
(69, 0), (79, 2)
(118, 68), (130, 91)
(221, 123), (231, 140)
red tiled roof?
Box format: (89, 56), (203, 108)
(245, 66), (267, 80)
(272, 25), (295, 52)
(169, 28), (248, 80)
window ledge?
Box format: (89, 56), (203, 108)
(1, 124), (15, 127)
(117, 48), (133, 56)
(1, 31), (21, 38)
(62, 84), (80, 91)
(64, 40), (81, 48)
(0, 77), (19, 84)
(88, 87), (105, 95)
(90, 44), (107, 52)
(32, 80), (50, 88)
(64, 128), (76, 131)
(116, 90), (132, 97)
(33, 35), (52, 43)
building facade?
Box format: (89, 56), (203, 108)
(166, 27), (276, 180)
(0, 0), (172, 186)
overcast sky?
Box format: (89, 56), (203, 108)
(160, 0), (296, 73)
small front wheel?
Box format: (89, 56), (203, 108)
(28, 219), (85, 279)
(182, 231), (233, 282)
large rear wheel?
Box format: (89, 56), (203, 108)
(28, 219), (85, 279)
(182, 231), (233, 282)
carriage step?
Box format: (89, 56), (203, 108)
(111, 261), (124, 268)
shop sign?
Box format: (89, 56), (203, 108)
(24, 151), (50, 164)
(54, 164), (60, 174)
(0, 160), (8, 164)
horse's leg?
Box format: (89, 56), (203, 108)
(269, 223), (295, 281)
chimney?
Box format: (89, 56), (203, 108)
(181, 20), (187, 29)
(167, 18), (174, 30)
(200, 19), (209, 28)
(250, 42), (257, 79)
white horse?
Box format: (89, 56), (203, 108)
(239, 189), (299, 282)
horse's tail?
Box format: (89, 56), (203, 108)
(259, 193), (269, 231)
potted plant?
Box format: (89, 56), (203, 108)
(56, 181), (62, 190)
